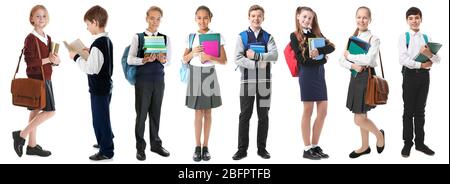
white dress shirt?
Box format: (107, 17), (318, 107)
(398, 30), (441, 69)
(75, 32), (108, 75)
(32, 30), (48, 46)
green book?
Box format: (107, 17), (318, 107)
(347, 41), (369, 77)
(414, 42), (442, 63)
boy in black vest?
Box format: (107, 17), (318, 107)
(69, 5), (114, 161)
(127, 6), (170, 161)
(398, 7), (441, 157)
(233, 5), (278, 160)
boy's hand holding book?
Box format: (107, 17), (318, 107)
(420, 61), (433, 69)
(246, 49), (255, 60)
(143, 53), (157, 63)
(420, 45), (433, 58)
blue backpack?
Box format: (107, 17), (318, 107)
(122, 33), (145, 85)
(180, 33), (196, 83)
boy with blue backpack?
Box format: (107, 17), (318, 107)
(399, 7), (441, 157)
(232, 5), (278, 160)
(125, 6), (171, 161)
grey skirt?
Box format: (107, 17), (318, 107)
(185, 65), (222, 110)
(28, 80), (56, 111)
(346, 68), (375, 114)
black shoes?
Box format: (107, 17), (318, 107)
(26, 145), (51, 157)
(349, 147), (371, 158)
(257, 149), (271, 159)
(232, 150), (247, 160)
(12, 130), (25, 157)
(93, 144), (99, 149)
(89, 152), (111, 161)
(377, 129), (385, 154)
(193, 146), (202, 162)
(151, 147), (170, 157)
(312, 146), (329, 159)
(416, 144), (435, 156)
(202, 147), (211, 161)
(401, 143), (413, 158)
(303, 149), (321, 160)
(136, 151), (146, 161)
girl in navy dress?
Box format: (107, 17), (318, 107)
(290, 6), (335, 160)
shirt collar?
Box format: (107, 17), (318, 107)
(197, 29), (213, 34)
(408, 29), (421, 37)
(145, 30), (159, 36)
(302, 28), (311, 34)
(358, 30), (371, 38)
(93, 32), (108, 40)
(32, 30), (48, 45)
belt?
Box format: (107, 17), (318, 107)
(403, 66), (430, 73)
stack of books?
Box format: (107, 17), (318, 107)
(347, 36), (371, 77)
(199, 33), (221, 57)
(249, 44), (266, 53)
(144, 36), (167, 54)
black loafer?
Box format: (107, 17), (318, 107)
(202, 147), (211, 161)
(377, 129), (385, 153)
(136, 151), (146, 161)
(151, 147), (170, 157)
(349, 147), (371, 158)
(232, 150), (247, 160)
(89, 152), (111, 161)
(415, 144), (435, 156)
(193, 146), (202, 162)
(257, 149), (271, 159)
(303, 149), (321, 160)
(12, 130), (25, 157)
(401, 143), (413, 158)
(26, 145), (51, 157)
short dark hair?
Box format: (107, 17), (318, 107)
(147, 6), (163, 17)
(84, 5), (108, 28)
(406, 7), (422, 19)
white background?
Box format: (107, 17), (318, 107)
(0, 0), (448, 164)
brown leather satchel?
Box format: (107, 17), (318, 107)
(365, 51), (389, 106)
(11, 37), (46, 109)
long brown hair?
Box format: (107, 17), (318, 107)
(353, 6), (371, 36)
(294, 6), (333, 59)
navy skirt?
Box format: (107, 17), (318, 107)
(298, 64), (328, 101)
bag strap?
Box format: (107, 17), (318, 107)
(34, 37), (46, 81)
(378, 51), (384, 78)
(13, 49), (25, 79)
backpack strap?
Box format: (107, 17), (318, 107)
(239, 31), (248, 50)
(405, 32), (410, 48)
(136, 32), (145, 57)
(423, 34), (429, 44)
(188, 33), (196, 50)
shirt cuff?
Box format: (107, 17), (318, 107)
(414, 61), (422, 69)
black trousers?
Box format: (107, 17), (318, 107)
(135, 80), (165, 151)
(238, 82), (271, 151)
(402, 69), (429, 146)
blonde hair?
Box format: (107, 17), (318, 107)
(147, 6), (163, 17)
(353, 6), (371, 36)
(29, 5), (49, 26)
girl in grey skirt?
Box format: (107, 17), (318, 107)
(182, 6), (228, 162)
(339, 6), (385, 159)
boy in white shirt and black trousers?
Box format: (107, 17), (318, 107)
(398, 7), (440, 157)
(69, 5), (114, 161)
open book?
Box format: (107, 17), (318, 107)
(64, 39), (89, 60)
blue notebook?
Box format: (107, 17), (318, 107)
(249, 44), (266, 53)
(308, 38), (325, 60)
